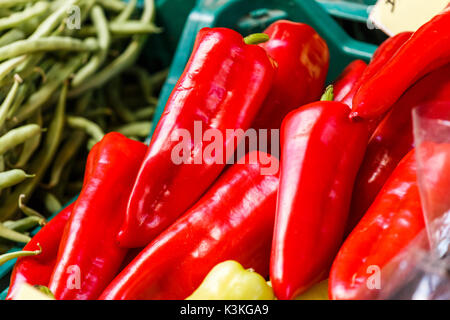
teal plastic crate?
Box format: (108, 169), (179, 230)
(150, 0), (377, 137)
(1, 0), (377, 299)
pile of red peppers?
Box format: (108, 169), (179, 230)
(4, 5), (450, 300)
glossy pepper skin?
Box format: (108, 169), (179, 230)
(251, 20), (329, 131)
(186, 260), (274, 300)
(340, 31), (412, 108)
(346, 64), (450, 234)
(351, 5), (450, 120)
(48, 133), (147, 300)
(329, 150), (425, 300)
(118, 28), (276, 248)
(332, 59), (367, 103)
(271, 99), (369, 300)
(6, 204), (74, 300)
(100, 151), (279, 300)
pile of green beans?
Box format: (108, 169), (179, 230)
(0, 0), (164, 253)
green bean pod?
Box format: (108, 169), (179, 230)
(0, 123), (41, 156)
(0, 1), (49, 32)
(18, 194), (45, 220)
(114, 0), (137, 22)
(115, 121), (152, 138)
(12, 110), (42, 168)
(0, 169), (34, 190)
(0, 223), (30, 244)
(0, 82), (67, 221)
(43, 130), (85, 189)
(0, 29), (25, 47)
(0, 74), (21, 128)
(0, 37), (99, 62)
(42, 192), (62, 214)
(71, 5), (110, 87)
(3, 216), (44, 232)
(0, 245), (42, 266)
(66, 116), (104, 145)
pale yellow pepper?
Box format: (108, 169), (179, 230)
(186, 260), (275, 300)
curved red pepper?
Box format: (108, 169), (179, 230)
(271, 99), (369, 300)
(251, 20), (329, 130)
(48, 133), (147, 300)
(351, 5), (450, 120)
(333, 59), (367, 103)
(329, 150), (425, 300)
(100, 151), (279, 300)
(6, 204), (74, 300)
(346, 64), (450, 234)
(118, 28), (276, 248)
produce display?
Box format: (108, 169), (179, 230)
(0, 0), (449, 301)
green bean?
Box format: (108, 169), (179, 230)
(43, 192), (62, 214)
(116, 121), (152, 138)
(74, 90), (93, 115)
(0, 28), (25, 47)
(10, 54), (85, 125)
(0, 169), (34, 190)
(0, 82), (67, 221)
(97, 0), (126, 12)
(107, 78), (135, 123)
(68, 0), (156, 97)
(11, 110), (42, 168)
(3, 216), (44, 232)
(114, 0), (137, 22)
(84, 107), (113, 118)
(0, 124), (41, 156)
(30, 0), (79, 40)
(19, 194), (46, 220)
(149, 68), (169, 88)
(135, 106), (156, 120)
(6, 79), (29, 119)
(78, 21), (161, 37)
(0, 37), (98, 62)
(0, 55), (27, 83)
(43, 130), (85, 189)
(66, 116), (104, 144)
(0, 74), (21, 128)
(72, 5), (110, 87)
(0, 245), (42, 266)
(125, 66), (155, 104)
(0, 1), (49, 32)
(0, 223), (30, 244)
(0, 0), (40, 8)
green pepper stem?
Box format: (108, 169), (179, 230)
(320, 85), (334, 102)
(0, 244), (41, 266)
(243, 33), (269, 45)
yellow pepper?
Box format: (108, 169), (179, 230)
(295, 279), (329, 300)
(186, 260), (275, 300)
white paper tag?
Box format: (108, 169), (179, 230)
(369, 0), (449, 36)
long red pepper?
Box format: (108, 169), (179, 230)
(118, 28), (276, 248)
(100, 151), (279, 300)
(329, 150), (425, 300)
(251, 20), (329, 131)
(346, 64), (450, 234)
(271, 91), (369, 300)
(6, 204), (74, 300)
(332, 59), (367, 103)
(351, 5), (450, 120)
(48, 133), (147, 300)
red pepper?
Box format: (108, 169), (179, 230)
(251, 20), (329, 131)
(346, 63), (450, 234)
(99, 151), (279, 300)
(48, 132), (147, 300)
(351, 5), (450, 120)
(340, 32), (412, 136)
(332, 59), (367, 103)
(271, 91), (369, 300)
(6, 204), (74, 300)
(329, 149), (425, 300)
(118, 28), (276, 248)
